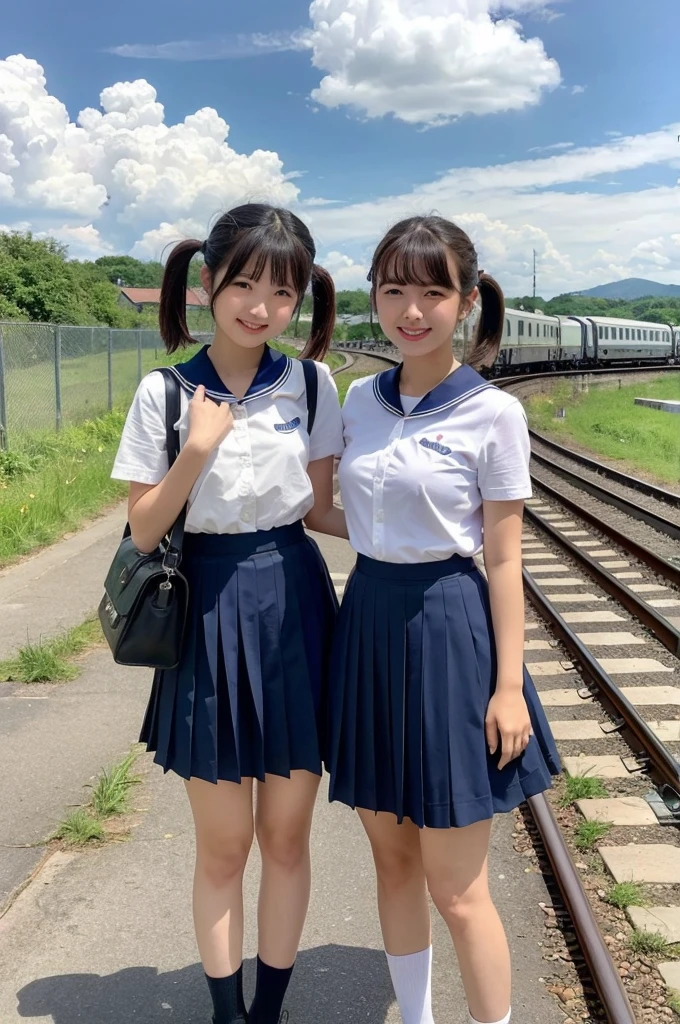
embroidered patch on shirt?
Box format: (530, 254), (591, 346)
(275, 417), (301, 433)
(419, 437), (452, 456)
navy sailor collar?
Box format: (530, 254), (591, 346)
(373, 362), (494, 418)
(168, 343), (292, 404)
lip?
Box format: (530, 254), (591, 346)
(237, 318), (268, 334)
(397, 326), (431, 341)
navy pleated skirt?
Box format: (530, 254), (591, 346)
(140, 521), (338, 783)
(327, 553), (561, 829)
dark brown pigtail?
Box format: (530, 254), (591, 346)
(159, 239), (203, 353)
(469, 273), (504, 371)
(301, 264), (336, 362)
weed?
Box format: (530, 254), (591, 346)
(560, 775), (608, 806)
(628, 929), (668, 955)
(53, 809), (105, 846)
(573, 820), (612, 850)
(605, 882), (647, 909)
(90, 752), (141, 818)
(0, 618), (103, 683)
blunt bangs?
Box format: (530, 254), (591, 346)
(213, 224), (312, 310)
(372, 229), (456, 291)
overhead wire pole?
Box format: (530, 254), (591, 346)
(533, 248), (537, 300)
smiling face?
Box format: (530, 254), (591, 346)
(201, 259), (299, 349)
(374, 250), (477, 360)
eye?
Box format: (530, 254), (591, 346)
(425, 289), (444, 297)
(275, 288), (293, 298)
(383, 287), (402, 296)
(233, 280), (251, 289)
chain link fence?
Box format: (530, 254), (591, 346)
(0, 322), (212, 448)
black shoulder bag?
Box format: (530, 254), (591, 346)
(98, 369), (189, 669)
(100, 357), (319, 671)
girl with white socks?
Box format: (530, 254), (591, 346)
(325, 215), (561, 1024)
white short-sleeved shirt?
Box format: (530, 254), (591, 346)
(111, 344), (344, 534)
(337, 363), (532, 563)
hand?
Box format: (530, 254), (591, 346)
(186, 385), (234, 456)
(485, 691), (532, 770)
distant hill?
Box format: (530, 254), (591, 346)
(574, 278), (680, 300)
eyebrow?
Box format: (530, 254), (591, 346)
(234, 271), (295, 290)
(380, 279), (454, 290)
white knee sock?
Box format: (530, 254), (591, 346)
(469, 1009), (511, 1024)
(386, 946), (436, 1024)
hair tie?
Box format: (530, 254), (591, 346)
(200, 240), (206, 255)
(478, 268), (484, 282)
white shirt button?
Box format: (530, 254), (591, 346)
(241, 510), (252, 522)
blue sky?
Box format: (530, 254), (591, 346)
(0, 0), (678, 297)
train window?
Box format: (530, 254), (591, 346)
(506, 319), (511, 336)
(642, 330), (647, 340)
(598, 326), (603, 339)
(625, 328), (630, 339)
(656, 331), (660, 341)
(637, 329), (642, 340)
(528, 322), (532, 337)
(551, 325), (554, 337)
(518, 320), (524, 336)
(620, 328), (624, 339)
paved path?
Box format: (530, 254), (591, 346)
(0, 513), (564, 1023)
(0, 505), (128, 660)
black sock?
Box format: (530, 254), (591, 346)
(248, 956), (294, 1024)
(205, 967), (247, 1024)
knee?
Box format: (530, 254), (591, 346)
(372, 845), (422, 894)
(197, 836), (252, 888)
(256, 824), (309, 872)
(427, 879), (488, 930)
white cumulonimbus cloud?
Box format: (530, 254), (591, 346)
(1, 53), (679, 297)
(0, 53), (299, 258)
(307, 0), (562, 125)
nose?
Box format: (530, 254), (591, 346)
(403, 301), (423, 321)
(248, 300), (268, 320)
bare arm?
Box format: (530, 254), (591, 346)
(128, 444), (209, 553)
(128, 384), (234, 553)
(482, 498), (532, 768)
(303, 456), (349, 539)
(482, 498), (525, 692)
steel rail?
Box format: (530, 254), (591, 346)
(524, 506), (680, 657)
(495, 365), (680, 387)
(523, 568), (680, 807)
(527, 475), (680, 590)
(530, 451), (680, 542)
(528, 430), (680, 510)
(526, 793), (637, 1024)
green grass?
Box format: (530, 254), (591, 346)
(668, 990), (680, 1016)
(525, 375), (680, 484)
(573, 820), (613, 850)
(89, 751), (141, 818)
(628, 928), (669, 955)
(335, 370), (368, 405)
(0, 618), (102, 682)
(560, 774), (609, 806)
(52, 750), (141, 847)
(0, 413), (128, 567)
(605, 882), (647, 909)
(53, 809), (106, 846)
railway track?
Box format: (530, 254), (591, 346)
(331, 353), (680, 1019)
(498, 368), (680, 1022)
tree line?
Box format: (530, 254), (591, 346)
(1, 231), (678, 330)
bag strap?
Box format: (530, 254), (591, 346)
(300, 358), (318, 436)
(157, 368), (187, 571)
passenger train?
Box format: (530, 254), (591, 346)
(487, 308), (679, 377)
